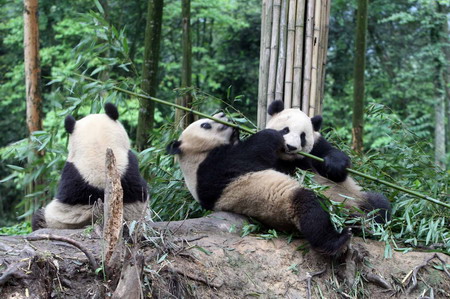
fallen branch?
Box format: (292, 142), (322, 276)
(26, 234), (99, 271)
(403, 253), (450, 294)
(305, 267), (327, 299)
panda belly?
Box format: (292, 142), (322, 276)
(214, 170), (300, 231)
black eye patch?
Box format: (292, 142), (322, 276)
(282, 127), (290, 135)
(300, 132), (306, 147)
(201, 122), (212, 129)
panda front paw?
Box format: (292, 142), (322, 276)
(323, 153), (350, 182)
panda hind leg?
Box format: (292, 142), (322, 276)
(292, 189), (351, 256)
(360, 192), (391, 224)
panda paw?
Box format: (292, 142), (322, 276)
(323, 153), (350, 182)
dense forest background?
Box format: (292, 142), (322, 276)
(0, 0), (448, 254)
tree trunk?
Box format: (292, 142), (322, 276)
(351, 0), (368, 153)
(24, 0), (44, 218)
(24, 0), (43, 137)
(432, 2), (447, 169)
(136, 0), (164, 151)
(176, 0), (194, 128)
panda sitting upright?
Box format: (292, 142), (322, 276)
(266, 100), (391, 223)
(167, 113), (351, 256)
(32, 103), (148, 230)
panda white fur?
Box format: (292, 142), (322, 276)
(266, 100), (391, 223)
(31, 103), (148, 230)
(167, 113), (351, 256)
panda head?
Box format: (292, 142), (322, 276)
(167, 112), (239, 156)
(266, 100), (322, 157)
(64, 103), (130, 187)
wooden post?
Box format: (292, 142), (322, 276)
(103, 148), (124, 273)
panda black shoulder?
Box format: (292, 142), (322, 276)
(105, 103), (119, 120)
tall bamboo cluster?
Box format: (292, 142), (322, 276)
(258, 0), (331, 128)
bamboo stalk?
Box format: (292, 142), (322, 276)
(315, 0), (327, 115)
(318, 0), (331, 114)
(292, 0), (306, 108)
(284, 0), (297, 108)
(308, 0), (322, 116)
(266, 0), (281, 113)
(275, 0), (288, 103)
(302, 0), (315, 115)
(257, 0), (273, 129)
(73, 73), (450, 209)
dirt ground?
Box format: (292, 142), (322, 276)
(0, 212), (449, 298)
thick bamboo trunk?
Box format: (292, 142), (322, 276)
(176, 0), (194, 128)
(24, 0), (43, 135)
(292, 0), (306, 108)
(275, 0), (288, 103)
(266, 0), (281, 117)
(136, 0), (164, 150)
(301, 0), (315, 113)
(351, 0), (368, 153)
(316, 0), (330, 115)
(308, 0), (321, 116)
(283, 0), (297, 108)
(257, 0), (273, 129)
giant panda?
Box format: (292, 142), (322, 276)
(31, 103), (148, 230)
(265, 100), (391, 223)
(167, 113), (351, 256)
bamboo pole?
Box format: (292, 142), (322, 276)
(73, 73), (450, 210)
(318, 0), (331, 114)
(292, 0), (306, 108)
(308, 0), (322, 116)
(284, 0), (297, 109)
(266, 0), (281, 113)
(275, 0), (288, 103)
(315, 0), (328, 115)
(301, 0), (315, 115)
(257, 0), (273, 129)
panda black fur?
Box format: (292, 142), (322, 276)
(31, 103), (148, 230)
(266, 100), (391, 223)
(167, 113), (351, 256)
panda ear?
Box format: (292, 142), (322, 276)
(311, 115), (323, 132)
(104, 103), (119, 120)
(166, 140), (182, 155)
(65, 115), (76, 134)
(268, 100), (284, 116)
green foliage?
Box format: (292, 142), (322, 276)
(0, 222), (31, 235)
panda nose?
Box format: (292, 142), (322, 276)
(287, 145), (297, 152)
(218, 112), (225, 118)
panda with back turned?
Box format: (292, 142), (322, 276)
(167, 113), (351, 256)
(266, 100), (391, 223)
(32, 103), (148, 230)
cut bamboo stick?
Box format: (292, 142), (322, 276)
(318, 0), (331, 114)
(302, 0), (315, 115)
(275, 0), (288, 103)
(283, 0), (297, 108)
(266, 0), (281, 112)
(257, 0), (273, 129)
(292, 0), (306, 108)
(309, 0), (322, 116)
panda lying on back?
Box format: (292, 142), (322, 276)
(266, 100), (391, 223)
(32, 103), (148, 230)
(167, 113), (351, 256)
